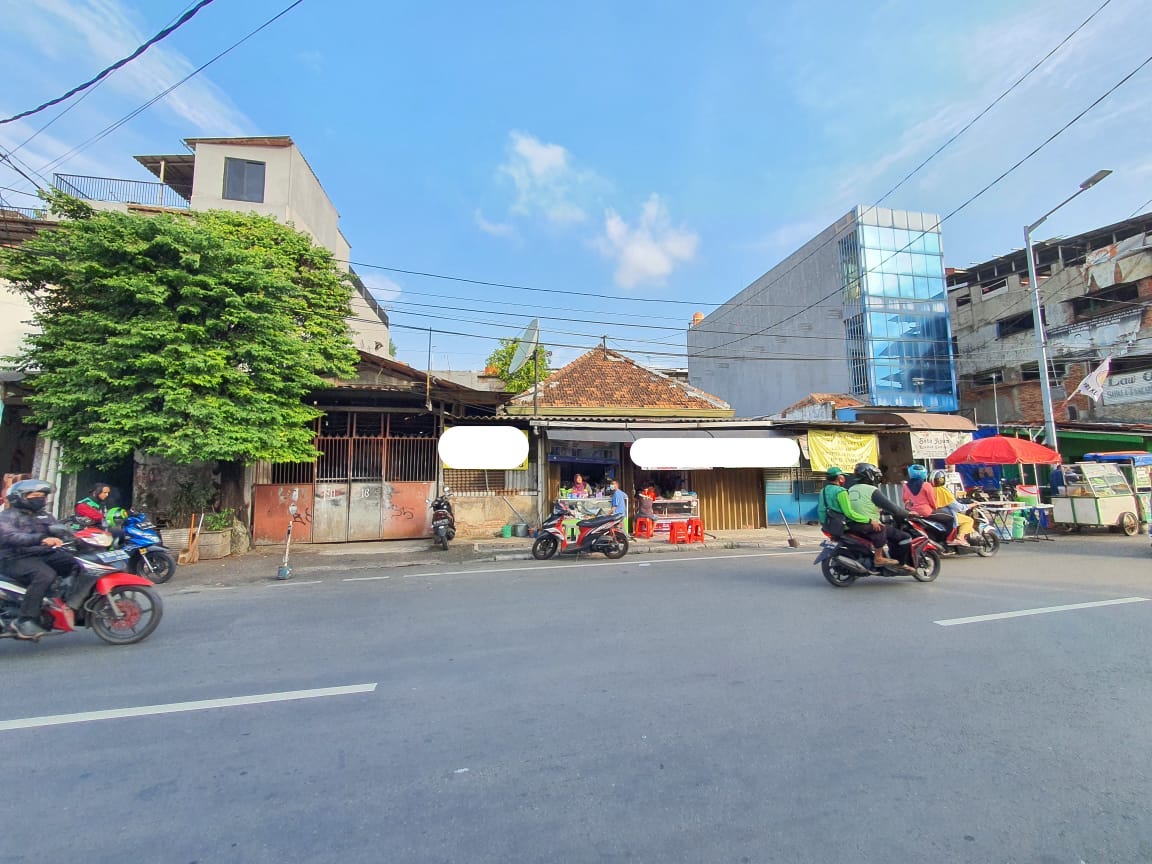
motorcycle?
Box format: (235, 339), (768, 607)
(428, 488), (456, 551)
(0, 525), (163, 645)
(814, 515), (944, 587)
(919, 502), (1001, 558)
(107, 508), (178, 584)
(531, 502), (628, 561)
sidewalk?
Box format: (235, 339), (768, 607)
(172, 524), (827, 588)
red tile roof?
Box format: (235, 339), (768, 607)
(776, 393), (864, 415)
(505, 347), (733, 416)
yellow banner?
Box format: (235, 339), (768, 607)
(807, 430), (879, 472)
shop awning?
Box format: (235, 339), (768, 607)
(546, 428), (781, 443)
(855, 412), (977, 431)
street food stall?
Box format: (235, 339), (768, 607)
(946, 434), (1062, 542)
(1081, 452), (1152, 526)
(1051, 461), (1143, 535)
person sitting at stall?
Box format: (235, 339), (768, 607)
(570, 474), (589, 498)
(633, 489), (655, 538)
(931, 470), (975, 545)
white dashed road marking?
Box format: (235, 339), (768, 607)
(0, 684), (378, 731)
(935, 597), (1150, 627)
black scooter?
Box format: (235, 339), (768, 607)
(429, 488), (456, 550)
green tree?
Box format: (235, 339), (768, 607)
(485, 338), (551, 394)
(0, 199), (360, 469)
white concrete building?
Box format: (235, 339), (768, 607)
(50, 135), (390, 357)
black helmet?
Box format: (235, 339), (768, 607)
(7, 479), (55, 512)
(930, 470), (947, 486)
(853, 463), (883, 486)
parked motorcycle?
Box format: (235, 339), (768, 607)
(531, 502), (628, 560)
(0, 525), (163, 645)
(429, 488), (456, 551)
(814, 515), (944, 587)
(107, 508), (178, 583)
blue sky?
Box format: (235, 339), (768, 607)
(1, 0), (1150, 371)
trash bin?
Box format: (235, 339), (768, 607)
(1011, 510), (1027, 540)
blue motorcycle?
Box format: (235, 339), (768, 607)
(108, 509), (177, 584)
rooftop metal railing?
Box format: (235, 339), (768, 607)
(53, 173), (190, 209)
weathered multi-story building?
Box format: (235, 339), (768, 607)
(947, 211), (1152, 427)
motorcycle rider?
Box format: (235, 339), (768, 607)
(904, 464), (960, 545)
(847, 463), (916, 572)
(0, 480), (73, 639)
(931, 470), (976, 544)
(818, 466), (900, 568)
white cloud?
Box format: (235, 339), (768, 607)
(473, 209), (519, 239)
(359, 273), (402, 304)
(498, 131), (601, 225)
(596, 194), (699, 288)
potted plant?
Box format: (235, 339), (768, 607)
(196, 508), (235, 560)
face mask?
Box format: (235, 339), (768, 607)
(23, 497), (46, 512)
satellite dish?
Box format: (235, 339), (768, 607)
(508, 318), (539, 374)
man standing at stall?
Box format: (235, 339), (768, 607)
(609, 479), (628, 533)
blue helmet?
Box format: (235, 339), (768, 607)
(908, 464), (928, 481)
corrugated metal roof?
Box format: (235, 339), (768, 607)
(855, 412), (977, 431)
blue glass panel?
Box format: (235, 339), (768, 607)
(882, 273), (899, 295)
(879, 227), (896, 251)
(897, 274), (915, 297)
(864, 247), (883, 272)
(913, 276), (929, 299)
(926, 276), (945, 298)
(911, 253), (931, 276)
(895, 252), (913, 274)
(861, 225), (880, 249)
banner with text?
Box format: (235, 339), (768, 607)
(1103, 368), (1152, 406)
(910, 431), (973, 460)
(806, 430), (879, 472)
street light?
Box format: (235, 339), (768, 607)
(1024, 169), (1112, 450)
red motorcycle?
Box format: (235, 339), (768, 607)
(814, 515), (944, 587)
(531, 502), (629, 561)
(0, 526), (163, 644)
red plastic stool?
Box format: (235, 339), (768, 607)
(668, 521), (689, 544)
(634, 517), (654, 539)
(686, 518), (704, 543)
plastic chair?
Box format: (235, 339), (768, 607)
(686, 518), (704, 543)
(633, 517), (654, 539)
(668, 521), (689, 544)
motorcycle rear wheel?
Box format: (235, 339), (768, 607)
(134, 549), (176, 584)
(532, 535), (559, 560)
(89, 586), (163, 645)
(913, 549), (941, 582)
(601, 530), (629, 559)
(821, 558), (857, 587)
(975, 531), (1000, 558)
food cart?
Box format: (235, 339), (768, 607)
(1051, 461), (1143, 535)
(1081, 452), (1152, 526)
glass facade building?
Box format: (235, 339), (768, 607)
(840, 208), (957, 411)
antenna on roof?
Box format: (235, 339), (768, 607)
(509, 318), (541, 417)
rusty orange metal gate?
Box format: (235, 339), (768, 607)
(253, 431), (439, 544)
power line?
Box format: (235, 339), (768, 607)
(874, 0), (1114, 204)
(37, 0), (306, 177)
(0, 0), (219, 126)
(698, 46), (1152, 361)
(4, 1), (207, 165)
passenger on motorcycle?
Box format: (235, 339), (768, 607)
(846, 463), (916, 572)
(0, 479), (73, 639)
(903, 465), (963, 546)
(75, 482), (124, 540)
(931, 470), (976, 543)
(818, 466), (899, 568)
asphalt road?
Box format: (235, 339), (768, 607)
(3, 536), (1151, 863)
